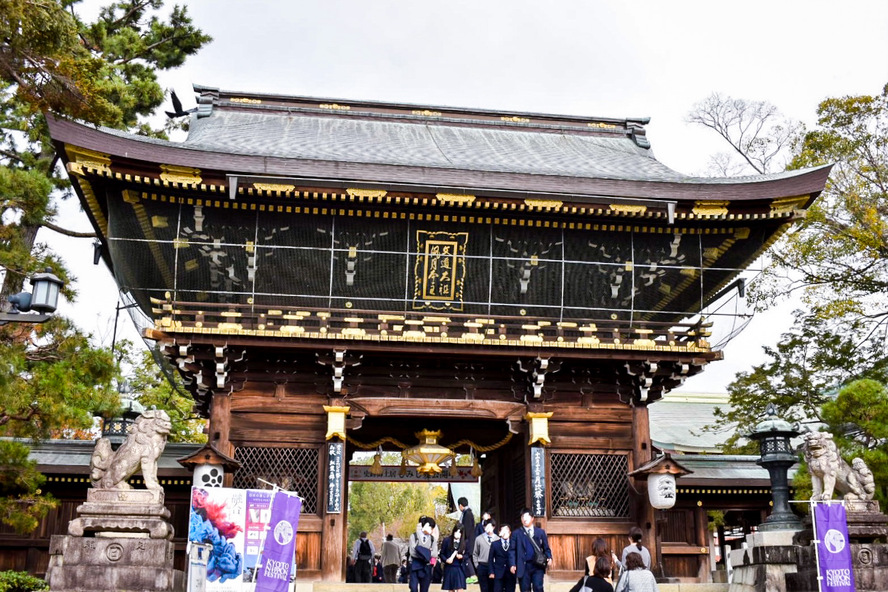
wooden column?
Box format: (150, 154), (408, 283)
(631, 405), (656, 553)
(321, 441), (346, 581)
(321, 406), (349, 581)
(208, 393), (233, 486)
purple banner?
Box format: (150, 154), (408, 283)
(255, 492), (302, 592)
(814, 503), (855, 592)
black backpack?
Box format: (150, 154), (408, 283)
(359, 538), (372, 560)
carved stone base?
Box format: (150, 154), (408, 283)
(67, 488), (173, 540)
(794, 500), (888, 546)
(47, 534), (185, 592)
(845, 500), (888, 543)
(786, 544), (888, 591)
(728, 529), (802, 592)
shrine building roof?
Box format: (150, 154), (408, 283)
(48, 83), (832, 204)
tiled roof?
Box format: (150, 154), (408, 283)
(182, 109), (687, 184)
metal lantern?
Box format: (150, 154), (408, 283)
(102, 381), (145, 448)
(29, 268), (64, 313)
(750, 403), (802, 531)
(403, 429), (455, 475)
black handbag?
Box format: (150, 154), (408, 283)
(527, 533), (548, 569)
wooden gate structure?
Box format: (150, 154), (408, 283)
(48, 86), (830, 581)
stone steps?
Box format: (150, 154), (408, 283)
(302, 582), (729, 592)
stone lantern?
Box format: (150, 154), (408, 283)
(750, 403), (801, 531)
(102, 380), (145, 449)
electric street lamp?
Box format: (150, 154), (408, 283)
(0, 268), (64, 325)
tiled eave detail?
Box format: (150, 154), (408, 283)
(63, 155), (816, 225)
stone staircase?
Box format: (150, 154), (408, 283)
(302, 582), (730, 592)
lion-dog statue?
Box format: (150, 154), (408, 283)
(803, 431), (875, 501)
(90, 409), (173, 490)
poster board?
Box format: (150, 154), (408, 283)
(188, 487), (297, 592)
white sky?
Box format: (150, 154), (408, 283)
(47, 0), (888, 391)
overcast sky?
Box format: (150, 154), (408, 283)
(48, 0), (888, 391)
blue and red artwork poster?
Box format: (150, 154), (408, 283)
(814, 503), (855, 592)
(189, 487), (246, 591)
(189, 487), (298, 592)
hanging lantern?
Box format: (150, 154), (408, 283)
(647, 473), (677, 510)
(628, 453), (691, 511)
(403, 429), (454, 475)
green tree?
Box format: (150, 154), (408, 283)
(704, 311), (888, 452)
(775, 85), (888, 322)
(0, 317), (119, 532)
(819, 379), (888, 504)
(0, 0), (209, 532)
(347, 481), (439, 544)
(124, 346), (206, 443)
(2, 0), (210, 296)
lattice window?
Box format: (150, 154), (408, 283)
(233, 446), (319, 514)
(550, 453), (630, 518)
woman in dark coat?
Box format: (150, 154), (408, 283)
(571, 556), (615, 592)
(440, 524), (468, 592)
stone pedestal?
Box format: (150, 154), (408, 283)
(47, 488), (184, 592)
(47, 535), (184, 592)
(786, 545), (888, 591)
(67, 488), (174, 539)
(844, 500), (888, 543)
(728, 530), (801, 592)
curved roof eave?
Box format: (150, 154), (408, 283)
(47, 115), (833, 203)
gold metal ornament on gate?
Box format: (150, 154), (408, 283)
(402, 429), (455, 475)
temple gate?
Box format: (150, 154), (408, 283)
(48, 85), (830, 581)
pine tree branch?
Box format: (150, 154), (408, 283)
(41, 221), (96, 238)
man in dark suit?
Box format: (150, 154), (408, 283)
(458, 496), (477, 578)
(487, 523), (517, 592)
(512, 509), (552, 592)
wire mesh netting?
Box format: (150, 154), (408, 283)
(233, 446), (319, 513)
(550, 453), (630, 518)
(107, 197), (757, 329)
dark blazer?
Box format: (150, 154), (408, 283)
(512, 526), (552, 578)
(461, 508), (476, 549)
(440, 536), (468, 570)
(486, 538), (516, 578)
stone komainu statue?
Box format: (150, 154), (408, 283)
(90, 409), (173, 490)
(803, 431), (876, 501)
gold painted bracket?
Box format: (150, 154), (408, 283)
(692, 201), (729, 217)
(436, 193), (476, 205)
(525, 411), (554, 446)
(160, 164), (202, 186)
(323, 405), (350, 441)
(347, 188), (388, 199)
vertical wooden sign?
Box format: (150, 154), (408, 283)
(530, 446), (546, 517)
(326, 441), (343, 514)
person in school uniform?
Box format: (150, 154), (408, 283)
(473, 518), (498, 592)
(440, 524), (469, 592)
(409, 516), (438, 592)
(487, 523), (517, 592)
(512, 508), (552, 592)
